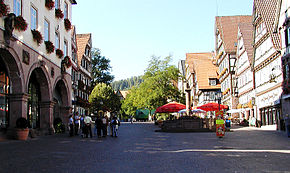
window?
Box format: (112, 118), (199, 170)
(30, 6), (37, 30)
(287, 27), (290, 46)
(13, 0), (21, 16)
(64, 2), (68, 19)
(55, 32), (59, 49)
(55, 0), (60, 9)
(64, 40), (68, 56)
(209, 79), (217, 86)
(44, 19), (49, 41)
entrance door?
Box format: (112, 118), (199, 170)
(27, 74), (41, 129)
(0, 62), (9, 129)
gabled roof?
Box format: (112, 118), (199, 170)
(254, 0), (281, 50)
(186, 53), (220, 90)
(76, 33), (91, 66)
(216, 15), (252, 53)
(238, 23), (254, 66)
(120, 91), (129, 99)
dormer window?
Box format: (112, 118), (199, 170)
(209, 78), (217, 86)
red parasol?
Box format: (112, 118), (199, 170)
(196, 102), (228, 112)
(155, 102), (186, 113)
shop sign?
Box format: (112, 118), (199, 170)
(215, 111), (225, 138)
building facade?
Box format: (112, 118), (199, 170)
(252, 0), (282, 127)
(0, 0), (77, 134)
(185, 53), (221, 110)
(215, 15), (252, 110)
(75, 33), (92, 116)
(236, 23), (255, 120)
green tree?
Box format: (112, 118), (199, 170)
(121, 55), (185, 117)
(89, 83), (121, 113)
(91, 48), (114, 89)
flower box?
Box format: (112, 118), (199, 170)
(55, 8), (64, 19)
(45, 0), (55, 10)
(64, 18), (71, 31)
(45, 41), (55, 54)
(56, 49), (63, 58)
(31, 29), (43, 45)
(14, 16), (28, 31)
(0, 0), (9, 17)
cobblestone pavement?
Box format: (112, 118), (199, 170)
(0, 122), (290, 173)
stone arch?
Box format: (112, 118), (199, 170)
(26, 65), (52, 130)
(53, 76), (71, 128)
(0, 48), (25, 128)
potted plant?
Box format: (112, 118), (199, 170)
(45, 0), (54, 10)
(56, 49), (63, 58)
(45, 41), (55, 54)
(64, 18), (71, 31)
(14, 15), (28, 31)
(55, 8), (64, 19)
(31, 29), (43, 45)
(0, 0), (9, 17)
(15, 117), (29, 140)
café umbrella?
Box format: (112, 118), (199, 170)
(197, 102), (228, 112)
(155, 102), (186, 113)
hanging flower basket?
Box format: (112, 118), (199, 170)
(45, 41), (55, 54)
(31, 29), (43, 45)
(14, 16), (28, 31)
(45, 0), (55, 10)
(64, 56), (72, 68)
(56, 49), (64, 58)
(55, 8), (64, 19)
(64, 18), (72, 31)
(0, 0), (9, 17)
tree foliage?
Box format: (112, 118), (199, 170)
(89, 83), (121, 113)
(121, 56), (185, 116)
(91, 48), (114, 89)
(111, 76), (144, 91)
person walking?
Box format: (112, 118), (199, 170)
(68, 115), (74, 137)
(111, 116), (119, 137)
(95, 115), (102, 138)
(74, 112), (80, 135)
(84, 114), (94, 138)
(80, 114), (85, 137)
(101, 116), (108, 137)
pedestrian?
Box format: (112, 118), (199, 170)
(84, 114), (94, 138)
(95, 115), (102, 138)
(68, 115), (74, 137)
(101, 116), (108, 137)
(80, 114), (85, 137)
(130, 115), (133, 124)
(111, 116), (121, 137)
(74, 112), (80, 135)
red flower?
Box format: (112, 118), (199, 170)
(55, 8), (64, 19)
(56, 49), (64, 58)
(0, 0), (9, 17)
(64, 56), (72, 68)
(45, 41), (55, 54)
(64, 18), (72, 31)
(14, 16), (28, 31)
(31, 29), (43, 45)
(45, 0), (55, 10)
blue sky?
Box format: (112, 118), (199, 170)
(72, 0), (253, 81)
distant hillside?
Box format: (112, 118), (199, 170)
(111, 76), (143, 91)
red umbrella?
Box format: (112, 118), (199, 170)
(196, 102), (228, 112)
(155, 102), (186, 113)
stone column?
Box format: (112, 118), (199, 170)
(39, 101), (55, 135)
(9, 93), (29, 126)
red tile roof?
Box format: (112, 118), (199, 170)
(238, 23), (254, 66)
(216, 15), (252, 53)
(254, 0), (281, 50)
(186, 53), (220, 90)
(76, 33), (91, 66)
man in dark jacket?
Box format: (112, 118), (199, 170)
(95, 116), (103, 138)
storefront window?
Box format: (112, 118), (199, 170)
(0, 63), (9, 129)
(27, 73), (40, 129)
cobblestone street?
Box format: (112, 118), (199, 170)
(0, 123), (290, 173)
